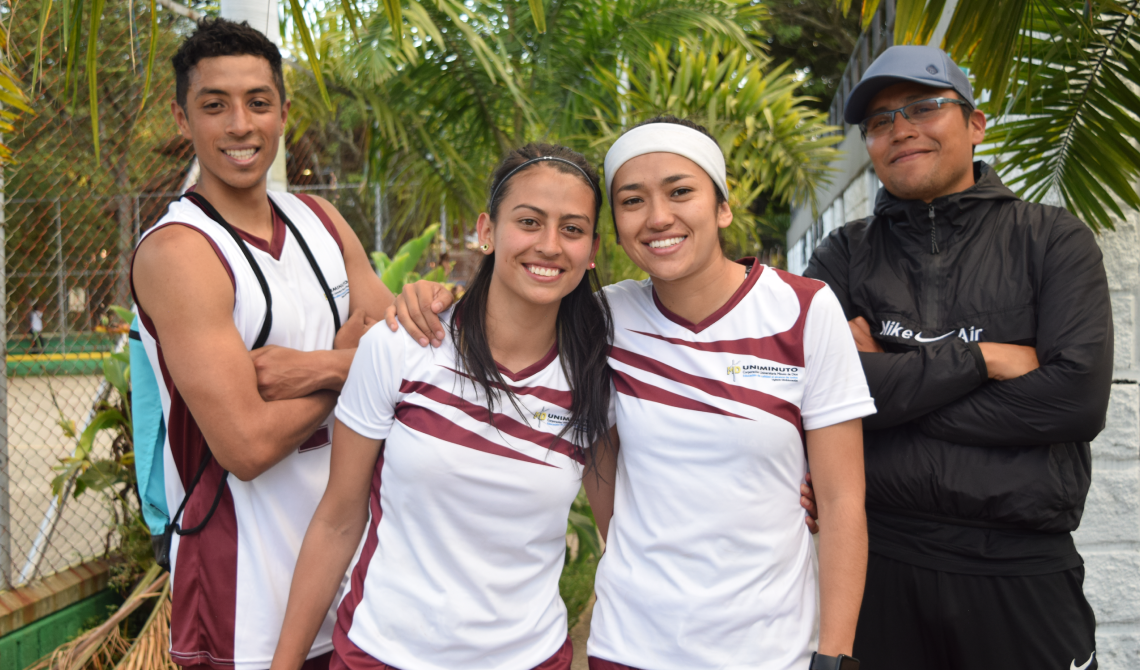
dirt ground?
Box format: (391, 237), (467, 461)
(4, 373), (116, 589)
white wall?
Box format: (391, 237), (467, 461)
(1074, 209), (1140, 665)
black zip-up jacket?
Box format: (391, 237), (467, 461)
(805, 163), (1112, 535)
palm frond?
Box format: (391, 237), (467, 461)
(982, 1), (1140, 230)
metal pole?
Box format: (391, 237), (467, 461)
(0, 159), (10, 590)
(374, 182), (383, 255)
(55, 199), (66, 354)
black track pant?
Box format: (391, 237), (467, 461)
(855, 553), (1098, 670)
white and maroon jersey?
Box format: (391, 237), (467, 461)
(131, 191), (350, 670)
(333, 311), (587, 670)
(588, 261), (875, 670)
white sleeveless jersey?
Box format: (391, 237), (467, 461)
(332, 311), (586, 670)
(588, 261), (876, 670)
(132, 192), (350, 670)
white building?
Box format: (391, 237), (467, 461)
(786, 3), (1140, 664)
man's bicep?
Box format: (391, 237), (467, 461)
(134, 228), (264, 457)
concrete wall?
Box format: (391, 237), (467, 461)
(1074, 210), (1140, 665)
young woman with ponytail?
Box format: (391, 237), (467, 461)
(270, 143), (614, 670)
(395, 117), (874, 670)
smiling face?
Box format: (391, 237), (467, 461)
(865, 81), (986, 202)
(611, 152), (732, 282)
(478, 165), (599, 311)
(172, 54), (288, 193)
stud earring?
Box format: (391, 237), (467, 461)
(480, 244), (490, 252)
(589, 262), (596, 269)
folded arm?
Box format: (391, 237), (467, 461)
(916, 220), (1112, 446)
(251, 195), (395, 400)
(133, 225), (336, 481)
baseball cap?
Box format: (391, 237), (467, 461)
(844, 45), (975, 125)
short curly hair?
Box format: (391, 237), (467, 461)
(172, 18), (285, 109)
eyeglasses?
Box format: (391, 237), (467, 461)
(859, 97), (971, 138)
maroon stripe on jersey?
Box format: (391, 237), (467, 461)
(400, 379), (584, 464)
(651, 259), (763, 333)
(296, 193), (345, 255)
(627, 329), (805, 368)
(156, 342), (239, 666)
(612, 371), (752, 421)
(496, 342), (559, 382)
(334, 451), (385, 656)
(441, 366), (574, 408)
(169, 457), (239, 667)
(588, 657), (642, 670)
(299, 424), (331, 452)
(609, 346), (803, 435)
(331, 632), (572, 670)
(233, 202), (287, 260)
(396, 403), (558, 468)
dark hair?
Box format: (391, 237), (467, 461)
(630, 115), (727, 205)
(451, 143), (614, 466)
(172, 18), (286, 110)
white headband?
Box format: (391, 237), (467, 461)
(604, 123), (728, 201)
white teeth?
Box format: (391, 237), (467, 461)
(649, 236), (686, 249)
(224, 148), (257, 160)
(527, 265), (560, 277)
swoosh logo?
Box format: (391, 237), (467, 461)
(1071, 651), (1095, 670)
(913, 331), (954, 343)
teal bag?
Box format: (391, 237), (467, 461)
(130, 314), (170, 536)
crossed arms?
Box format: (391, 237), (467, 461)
(132, 196), (393, 480)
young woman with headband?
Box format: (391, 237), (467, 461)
(269, 143), (615, 670)
(393, 117), (874, 670)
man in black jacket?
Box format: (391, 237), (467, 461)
(805, 45), (1111, 670)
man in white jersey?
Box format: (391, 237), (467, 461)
(131, 19), (392, 670)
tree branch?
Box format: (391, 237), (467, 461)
(157, 0), (203, 21)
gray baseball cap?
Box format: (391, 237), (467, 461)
(844, 45), (975, 125)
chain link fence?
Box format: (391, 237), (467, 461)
(0, 6), (397, 593)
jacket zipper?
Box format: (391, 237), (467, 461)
(929, 204), (940, 254)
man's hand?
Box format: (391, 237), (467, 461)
(802, 472), (819, 534)
(848, 317), (884, 353)
(251, 346), (334, 401)
(251, 309), (374, 400)
(385, 280), (454, 347)
(978, 342), (1040, 381)
(334, 309), (377, 350)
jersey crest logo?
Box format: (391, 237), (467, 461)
(726, 359), (800, 383)
(533, 407), (570, 428)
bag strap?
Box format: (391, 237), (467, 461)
(181, 192), (275, 349)
(167, 449), (230, 536)
(270, 197), (342, 333)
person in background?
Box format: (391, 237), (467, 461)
(29, 303), (45, 353)
(805, 45), (1111, 669)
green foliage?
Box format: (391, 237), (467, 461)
(583, 38), (840, 258)
(845, 0), (1140, 231)
(287, 0), (778, 255)
(47, 306), (152, 590)
(371, 222), (442, 293)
